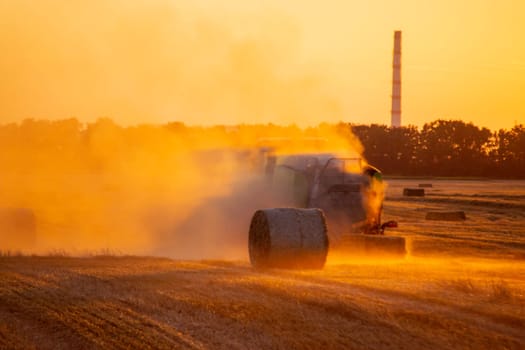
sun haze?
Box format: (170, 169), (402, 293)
(0, 0), (524, 129)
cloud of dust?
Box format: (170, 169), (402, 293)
(0, 1), (382, 260)
(0, 120), (365, 259)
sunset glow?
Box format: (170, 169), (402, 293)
(1, 0), (524, 129)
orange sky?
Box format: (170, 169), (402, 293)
(0, 0), (524, 129)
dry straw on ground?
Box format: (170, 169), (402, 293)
(419, 183), (433, 188)
(425, 211), (467, 221)
(335, 234), (407, 257)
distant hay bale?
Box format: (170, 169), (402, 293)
(248, 208), (328, 269)
(425, 211), (466, 221)
(418, 183), (433, 188)
(337, 234), (406, 257)
(403, 188), (425, 197)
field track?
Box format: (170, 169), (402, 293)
(0, 179), (524, 349)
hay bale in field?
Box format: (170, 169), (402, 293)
(418, 183), (433, 188)
(249, 208), (328, 269)
(403, 188), (425, 197)
(336, 234), (406, 257)
(0, 208), (36, 247)
(425, 211), (466, 221)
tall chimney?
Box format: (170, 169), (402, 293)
(391, 30), (402, 127)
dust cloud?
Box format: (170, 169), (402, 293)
(0, 0), (376, 258)
(0, 120), (364, 259)
(0, 1), (370, 259)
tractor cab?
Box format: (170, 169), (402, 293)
(263, 153), (384, 236)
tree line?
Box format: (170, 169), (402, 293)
(349, 119), (525, 178)
(0, 118), (523, 178)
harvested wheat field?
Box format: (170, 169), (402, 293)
(1, 179), (524, 349)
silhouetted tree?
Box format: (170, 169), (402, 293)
(491, 125), (525, 177)
(419, 120), (491, 176)
(351, 124), (419, 175)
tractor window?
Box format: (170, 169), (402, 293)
(320, 158), (363, 188)
(325, 158), (362, 175)
(272, 166), (295, 204)
(273, 166), (309, 207)
(292, 172), (309, 207)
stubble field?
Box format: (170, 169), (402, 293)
(0, 179), (524, 349)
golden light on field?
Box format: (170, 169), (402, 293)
(1, 4), (525, 345)
(0, 1), (524, 260)
(0, 256), (523, 348)
(1, 1), (524, 129)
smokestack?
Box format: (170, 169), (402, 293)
(391, 30), (402, 127)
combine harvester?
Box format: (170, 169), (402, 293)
(248, 140), (405, 269)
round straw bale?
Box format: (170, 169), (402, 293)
(337, 234), (406, 257)
(249, 208), (328, 269)
(425, 211), (466, 221)
(418, 183), (433, 188)
(403, 188), (425, 197)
